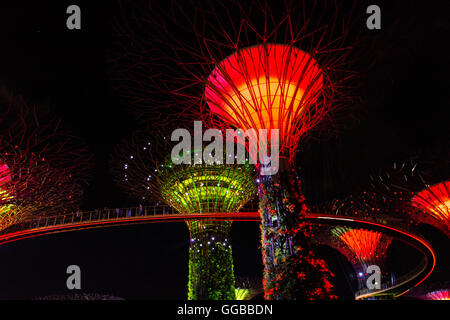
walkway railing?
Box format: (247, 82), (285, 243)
(1, 201), (261, 235)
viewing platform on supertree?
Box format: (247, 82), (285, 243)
(0, 89), (92, 232)
(411, 181), (450, 238)
(111, 130), (257, 300)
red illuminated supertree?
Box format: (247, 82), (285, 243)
(370, 158), (450, 237)
(0, 88), (92, 231)
(411, 181), (450, 238)
(110, 1), (364, 299)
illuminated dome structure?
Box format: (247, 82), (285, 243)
(411, 181), (450, 238)
(0, 90), (91, 231)
(111, 131), (257, 300)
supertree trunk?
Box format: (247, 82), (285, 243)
(258, 160), (335, 300)
(187, 221), (236, 300)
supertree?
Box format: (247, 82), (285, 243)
(109, 0), (367, 300)
(0, 88), (92, 231)
(110, 129), (257, 300)
(411, 182), (450, 238)
(311, 191), (397, 297)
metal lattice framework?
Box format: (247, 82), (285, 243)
(312, 193), (394, 295)
(0, 90), (92, 231)
(369, 159), (450, 238)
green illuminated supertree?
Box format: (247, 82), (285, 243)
(110, 130), (257, 300)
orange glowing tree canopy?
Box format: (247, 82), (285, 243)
(332, 227), (392, 268)
(205, 44), (323, 157)
(0, 161), (23, 228)
(411, 181), (450, 236)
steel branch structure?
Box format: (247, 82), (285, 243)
(0, 90), (92, 232)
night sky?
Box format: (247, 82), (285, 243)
(0, 0), (448, 300)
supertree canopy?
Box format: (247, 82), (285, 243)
(0, 89), (92, 231)
(411, 181), (450, 238)
(158, 157), (256, 215)
(425, 289), (450, 300)
(331, 227), (392, 288)
(110, 1), (364, 300)
(370, 159), (450, 237)
(111, 130), (257, 300)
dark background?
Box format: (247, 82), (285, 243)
(0, 0), (448, 299)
